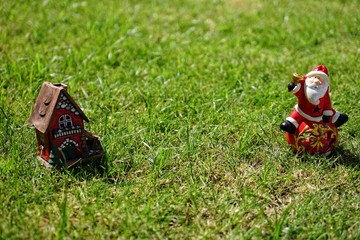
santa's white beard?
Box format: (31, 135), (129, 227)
(305, 85), (328, 105)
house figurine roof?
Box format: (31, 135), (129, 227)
(27, 82), (89, 133)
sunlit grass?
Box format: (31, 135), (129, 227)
(1, 0), (359, 238)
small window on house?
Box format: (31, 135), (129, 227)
(59, 114), (73, 128)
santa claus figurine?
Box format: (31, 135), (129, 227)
(280, 65), (348, 155)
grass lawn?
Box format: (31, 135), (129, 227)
(1, 0), (359, 238)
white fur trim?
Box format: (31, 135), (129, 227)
(306, 71), (329, 82)
(292, 83), (301, 93)
(295, 104), (322, 122)
(332, 111), (340, 123)
(323, 110), (333, 116)
(286, 117), (299, 128)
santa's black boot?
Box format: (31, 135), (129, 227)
(280, 120), (296, 134)
(335, 113), (348, 127)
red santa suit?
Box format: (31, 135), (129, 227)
(286, 67), (341, 129)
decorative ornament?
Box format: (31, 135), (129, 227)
(27, 82), (104, 168)
(280, 65), (348, 155)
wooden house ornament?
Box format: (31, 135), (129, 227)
(27, 82), (104, 168)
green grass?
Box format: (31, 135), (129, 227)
(1, 0), (360, 239)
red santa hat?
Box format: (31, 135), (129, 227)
(305, 65), (329, 82)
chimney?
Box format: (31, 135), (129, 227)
(52, 83), (68, 91)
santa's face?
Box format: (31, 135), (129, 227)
(304, 76), (329, 105)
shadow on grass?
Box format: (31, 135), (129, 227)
(295, 146), (360, 168)
(291, 146), (359, 169)
(331, 145), (360, 168)
(63, 154), (134, 184)
(62, 155), (109, 180)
